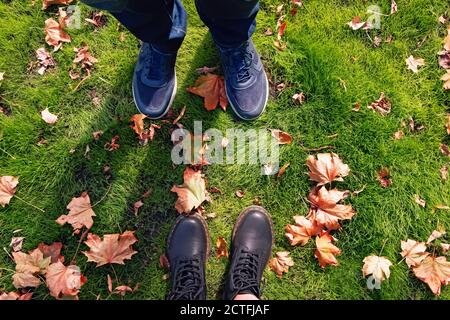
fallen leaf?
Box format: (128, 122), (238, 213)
(274, 39), (287, 51)
(216, 236), (229, 258)
(377, 168), (392, 188)
(362, 255), (392, 286)
(171, 167), (208, 214)
(269, 251), (294, 278)
(104, 135), (120, 151)
(441, 144), (450, 157)
(71, 46), (98, 77)
(438, 51), (450, 69)
(367, 92), (391, 115)
(307, 187), (355, 230)
(264, 28), (273, 36)
(285, 215), (321, 246)
(315, 232), (341, 268)
(439, 15), (448, 24)
(56, 192), (96, 232)
(235, 190), (245, 198)
(0, 176), (19, 207)
(44, 18), (71, 51)
(445, 25), (450, 51)
(352, 102), (361, 111)
(347, 16), (368, 30)
(41, 108), (58, 124)
(0, 292), (33, 300)
(173, 105), (186, 125)
(400, 239), (430, 268)
(38, 242), (64, 263)
(442, 70), (450, 90)
(412, 256), (450, 295)
(12, 249), (51, 289)
(427, 230), (446, 244)
(187, 73), (228, 111)
(92, 130), (104, 141)
(390, 0), (397, 14)
(107, 274), (113, 293)
(270, 129), (293, 145)
(10, 237), (24, 252)
(414, 194), (426, 207)
(85, 11), (107, 28)
(441, 243), (450, 253)
(42, 0), (72, 10)
(292, 92), (305, 104)
(129, 114), (147, 143)
(82, 231), (138, 267)
(196, 66), (217, 74)
(306, 153), (350, 186)
(277, 162), (290, 178)
(393, 130), (404, 140)
(35, 48), (55, 75)
(113, 285), (133, 296)
(159, 254), (169, 269)
(46, 261), (87, 299)
(133, 200), (143, 216)
(405, 55), (425, 73)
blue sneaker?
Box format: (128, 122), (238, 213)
(132, 43), (177, 119)
(217, 40), (269, 120)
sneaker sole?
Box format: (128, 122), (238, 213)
(225, 69), (269, 121)
(132, 69), (177, 120)
(165, 213), (212, 268)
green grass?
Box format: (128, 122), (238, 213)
(1, 0), (449, 300)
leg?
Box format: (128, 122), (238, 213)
(223, 206), (274, 300)
(166, 214), (210, 300)
(80, 0), (186, 118)
(195, 0), (268, 121)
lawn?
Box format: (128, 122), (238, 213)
(0, 0), (449, 300)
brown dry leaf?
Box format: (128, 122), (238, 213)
(427, 230), (446, 244)
(441, 243), (450, 253)
(306, 153), (350, 186)
(414, 194), (426, 208)
(56, 192), (96, 232)
(42, 0), (72, 10)
(440, 144), (450, 157)
(441, 70), (450, 90)
(352, 102), (361, 112)
(44, 18), (71, 51)
(0, 176), (19, 207)
(92, 130), (104, 141)
(12, 249), (51, 289)
(45, 261), (87, 299)
(264, 28), (273, 36)
(405, 55), (425, 73)
(269, 251), (294, 278)
(133, 200), (143, 216)
(0, 292), (33, 300)
(347, 16), (368, 30)
(445, 25), (450, 51)
(235, 190), (245, 198)
(113, 285), (133, 296)
(292, 92), (305, 105)
(82, 231), (138, 267)
(104, 135), (120, 151)
(412, 256), (450, 295)
(307, 187), (355, 230)
(10, 237), (24, 252)
(274, 39), (287, 51)
(285, 215), (321, 246)
(440, 166), (448, 181)
(315, 232), (341, 268)
(187, 73), (228, 111)
(71, 46), (98, 77)
(277, 162), (290, 178)
(270, 129), (293, 145)
(38, 242), (64, 263)
(35, 48), (55, 75)
(390, 0), (397, 14)
(216, 236), (229, 259)
(129, 114), (147, 143)
(159, 254), (169, 269)
(85, 11), (107, 28)
(41, 108), (58, 124)
(367, 93), (391, 115)
(362, 255), (392, 285)
(171, 167), (208, 214)
(393, 130), (404, 140)
(438, 51), (450, 69)
(400, 239), (429, 268)
(377, 168), (392, 188)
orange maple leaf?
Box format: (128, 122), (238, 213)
(44, 18), (71, 50)
(307, 187), (355, 230)
(285, 215), (321, 246)
(269, 129), (293, 145)
(315, 232), (341, 268)
(0, 176), (19, 207)
(45, 261), (87, 299)
(269, 251), (294, 278)
(82, 231), (138, 267)
(56, 192), (96, 232)
(12, 249), (51, 289)
(187, 73), (228, 111)
(216, 236), (229, 259)
(412, 256), (450, 295)
(306, 153), (350, 186)
(171, 167), (209, 214)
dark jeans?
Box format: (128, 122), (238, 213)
(81, 0), (259, 52)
